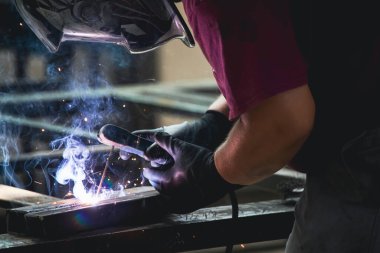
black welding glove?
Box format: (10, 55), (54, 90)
(120, 110), (233, 160)
(142, 132), (242, 214)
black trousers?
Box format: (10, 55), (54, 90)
(286, 129), (380, 252)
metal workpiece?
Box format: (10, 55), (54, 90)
(0, 198), (296, 253)
(6, 186), (166, 238)
(0, 185), (59, 208)
(0, 168), (304, 252)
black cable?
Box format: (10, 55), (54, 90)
(225, 190), (239, 253)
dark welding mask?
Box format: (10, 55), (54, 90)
(14, 0), (195, 54)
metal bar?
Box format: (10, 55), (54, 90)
(0, 80), (218, 115)
(0, 113), (97, 140)
(0, 80), (217, 105)
(9, 144), (112, 162)
(0, 185), (60, 235)
(0, 198), (296, 253)
(6, 186), (165, 238)
(0, 185), (59, 208)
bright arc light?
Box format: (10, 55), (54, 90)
(54, 137), (125, 204)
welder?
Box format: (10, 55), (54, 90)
(15, 0), (380, 252)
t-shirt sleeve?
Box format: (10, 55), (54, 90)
(183, 0), (308, 120)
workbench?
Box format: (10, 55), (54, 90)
(0, 167), (304, 253)
(0, 199), (296, 253)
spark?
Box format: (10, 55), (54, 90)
(41, 128), (45, 132)
(240, 244), (245, 249)
(122, 104), (126, 108)
(19, 22), (23, 26)
(64, 191), (74, 199)
(57, 67), (62, 72)
(84, 117), (88, 122)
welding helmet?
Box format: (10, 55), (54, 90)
(13, 0), (195, 54)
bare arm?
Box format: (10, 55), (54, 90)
(215, 84), (315, 185)
(207, 94), (229, 117)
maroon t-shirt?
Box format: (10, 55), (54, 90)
(183, 0), (308, 120)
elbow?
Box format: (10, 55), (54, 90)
(294, 98), (315, 145)
(294, 113), (315, 144)
(283, 101), (315, 168)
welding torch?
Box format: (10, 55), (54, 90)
(97, 124), (173, 165)
(96, 124), (173, 194)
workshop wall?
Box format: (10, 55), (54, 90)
(156, 3), (214, 83)
(154, 3), (218, 127)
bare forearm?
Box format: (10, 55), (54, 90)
(208, 95), (229, 117)
(214, 85), (315, 185)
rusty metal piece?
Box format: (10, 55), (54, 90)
(6, 186), (166, 238)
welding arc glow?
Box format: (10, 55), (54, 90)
(53, 138), (120, 204)
(45, 84), (124, 202)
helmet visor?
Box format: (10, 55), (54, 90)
(14, 0), (195, 54)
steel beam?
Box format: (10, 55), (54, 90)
(6, 186), (166, 238)
(0, 198), (296, 253)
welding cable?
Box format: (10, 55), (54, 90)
(225, 190), (239, 253)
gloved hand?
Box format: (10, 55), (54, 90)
(120, 110), (233, 160)
(142, 132), (242, 214)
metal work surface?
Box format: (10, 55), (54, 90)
(6, 186), (165, 238)
(0, 185), (60, 234)
(0, 198), (296, 253)
(0, 185), (59, 208)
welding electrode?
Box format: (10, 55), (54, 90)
(97, 146), (115, 196)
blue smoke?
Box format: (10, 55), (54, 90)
(0, 2), (154, 199)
